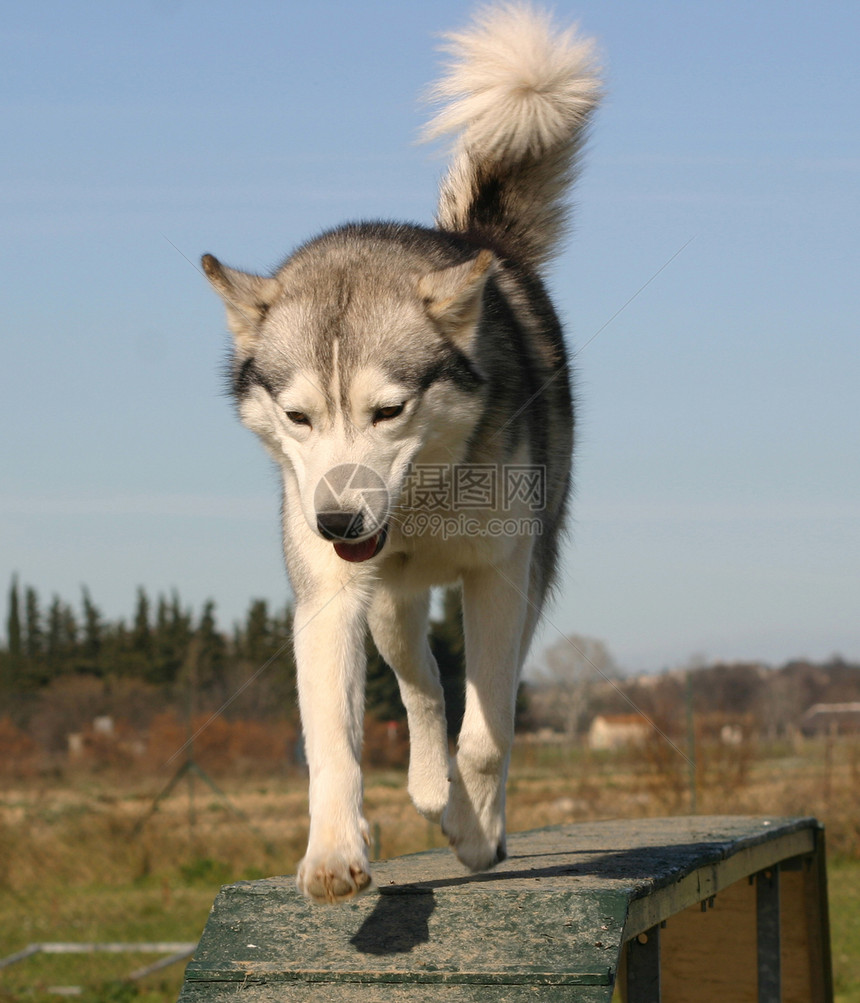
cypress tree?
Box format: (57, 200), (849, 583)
(24, 587), (44, 662)
(2, 576), (23, 694)
(242, 599), (271, 666)
(132, 587), (154, 663)
(151, 592), (191, 685)
(195, 599), (228, 696)
(81, 587), (103, 663)
(6, 576), (22, 658)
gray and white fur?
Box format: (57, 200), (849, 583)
(202, 3), (601, 903)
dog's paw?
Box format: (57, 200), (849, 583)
(408, 756), (451, 823)
(296, 849), (373, 904)
(441, 762), (507, 872)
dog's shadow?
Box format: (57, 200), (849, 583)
(349, 886), (436, 956)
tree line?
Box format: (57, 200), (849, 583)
(0, 577), (466, 734)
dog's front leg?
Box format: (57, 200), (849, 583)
(443, 550), (531, 871)
(368, 587), (450, 823)
(293, 588), (371, 903)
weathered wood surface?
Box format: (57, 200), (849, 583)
(178, 815), (825, 1002)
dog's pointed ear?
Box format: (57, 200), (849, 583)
(418, 249), (496, 345)
(201, 254), (282, 352)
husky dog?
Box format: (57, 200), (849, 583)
(202, 4), (600, 903)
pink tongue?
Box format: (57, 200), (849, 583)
(333, 532), (382, 563)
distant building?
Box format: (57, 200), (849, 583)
(93, 715), (114, 736)
(800, 702), (860, 736)
(587, 714), (650, 751)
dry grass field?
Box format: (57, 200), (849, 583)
(1, 733), (858, 1002)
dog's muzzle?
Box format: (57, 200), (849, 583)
(316, 512), (388, 563)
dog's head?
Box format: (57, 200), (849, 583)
(202, 230), (494, 562)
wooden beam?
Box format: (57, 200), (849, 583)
(756, 866), (781, 1003)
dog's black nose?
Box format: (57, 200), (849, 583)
(317, 511), (365, 540)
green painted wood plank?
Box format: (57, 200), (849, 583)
(179, 983), (614, 1002)
(184, 881), (620, 983)
(179, 815), (822, 1001)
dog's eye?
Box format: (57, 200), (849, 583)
(285, 410), (310, 426)
(373, 403), (405, 425)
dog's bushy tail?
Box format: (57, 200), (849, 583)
(423, 4), (602, 271)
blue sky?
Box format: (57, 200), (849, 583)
(1, 1), (858, 672)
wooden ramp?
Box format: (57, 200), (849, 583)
(178, 815), (832, 1002)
